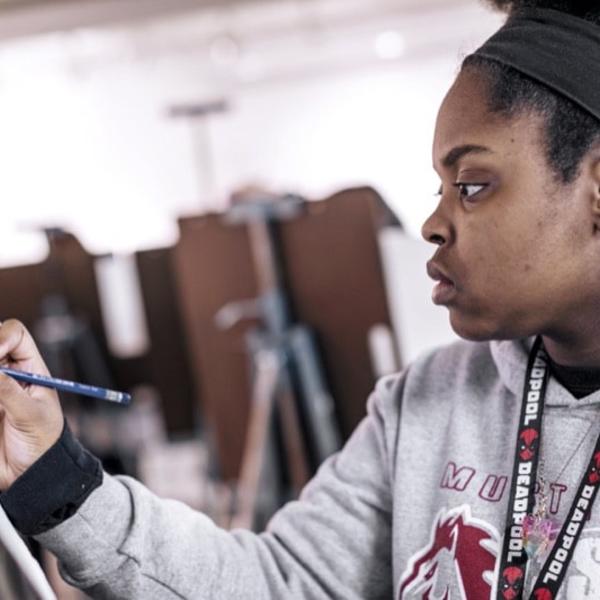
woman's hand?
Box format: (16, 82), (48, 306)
(0, 319), (63, 491)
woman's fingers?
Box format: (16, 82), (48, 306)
(0, 319), (56, 422)
(0, 319), (50, 375)
(0, 371), (31, 419)
(0, 320), (63, 488)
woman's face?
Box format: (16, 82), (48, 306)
(423, 67), (600, 343)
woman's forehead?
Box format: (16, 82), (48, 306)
(432, 70), (543, 169)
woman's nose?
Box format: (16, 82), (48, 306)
(421, 201), (453, 247)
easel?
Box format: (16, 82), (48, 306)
(219, 196), (341, 530)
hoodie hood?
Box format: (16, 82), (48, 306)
(490, 337), (600, 408)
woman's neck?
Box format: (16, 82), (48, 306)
(542, 334), (600, 369)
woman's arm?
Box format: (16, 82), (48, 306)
(0, 320), (400, 600)
(39, 377), (399, 600)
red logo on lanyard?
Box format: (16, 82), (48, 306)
(588, 452), (600, 485)
(519, 428), (539, 461)
(500, 566), (524, 600)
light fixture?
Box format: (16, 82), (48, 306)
(374, 31), (406, 60)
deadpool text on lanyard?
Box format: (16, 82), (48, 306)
(496, 337), (600, 600)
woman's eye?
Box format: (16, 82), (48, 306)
(453, 182), (487, 201)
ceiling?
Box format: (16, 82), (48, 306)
(0, 0), (255, 41)
(0, 0), (502, 95)
(0, 0), (472, 41)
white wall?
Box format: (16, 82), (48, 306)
(209, 59), (450, 224)
(0, 0), (503, 265)
(379, 229), (458, 364)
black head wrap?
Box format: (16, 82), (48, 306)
(470, 8), (600, 121)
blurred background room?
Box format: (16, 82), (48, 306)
(0, 0), (502, 596)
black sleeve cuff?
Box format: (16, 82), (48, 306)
(0, 420), (103, 536)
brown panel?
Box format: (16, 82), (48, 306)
(172, 187), (395, 480)
(280, 187), (393, 437)
(0, 232), (117, 391)
(172, 215), (258, 480)
(0, 262), (46, 328)
(0, 232), (200, 440)
(44, 233), (112, 365)
(136, 247), (197, 436)
(0, 232), (107, 357)
(48, 234), (199, 437)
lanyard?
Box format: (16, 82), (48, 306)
(496, 337), (600, 599)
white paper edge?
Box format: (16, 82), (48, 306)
(0, 505), (56, 600)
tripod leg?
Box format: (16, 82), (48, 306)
(288, 327), (341, 466)
(230, 351), (279, 530)
(276, 366), (311, 497)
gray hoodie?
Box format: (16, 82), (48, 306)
(36, 338), (600, 599)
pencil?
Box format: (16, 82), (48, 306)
(0, 367), (131, 405)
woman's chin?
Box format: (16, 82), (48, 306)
(448, 312), (506, 342)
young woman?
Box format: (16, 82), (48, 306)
(1, 1), (599, 598)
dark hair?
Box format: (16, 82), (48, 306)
(462, 0), (600, 184)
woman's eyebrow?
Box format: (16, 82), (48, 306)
(442, 144), (492, 168)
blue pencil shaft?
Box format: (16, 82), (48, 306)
(0, 367), (131, 405)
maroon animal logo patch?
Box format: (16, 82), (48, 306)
(399, 506), (498, 599)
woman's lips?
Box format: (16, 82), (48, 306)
(426, 262), (457, 305)
(432, 279), (456, 305)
